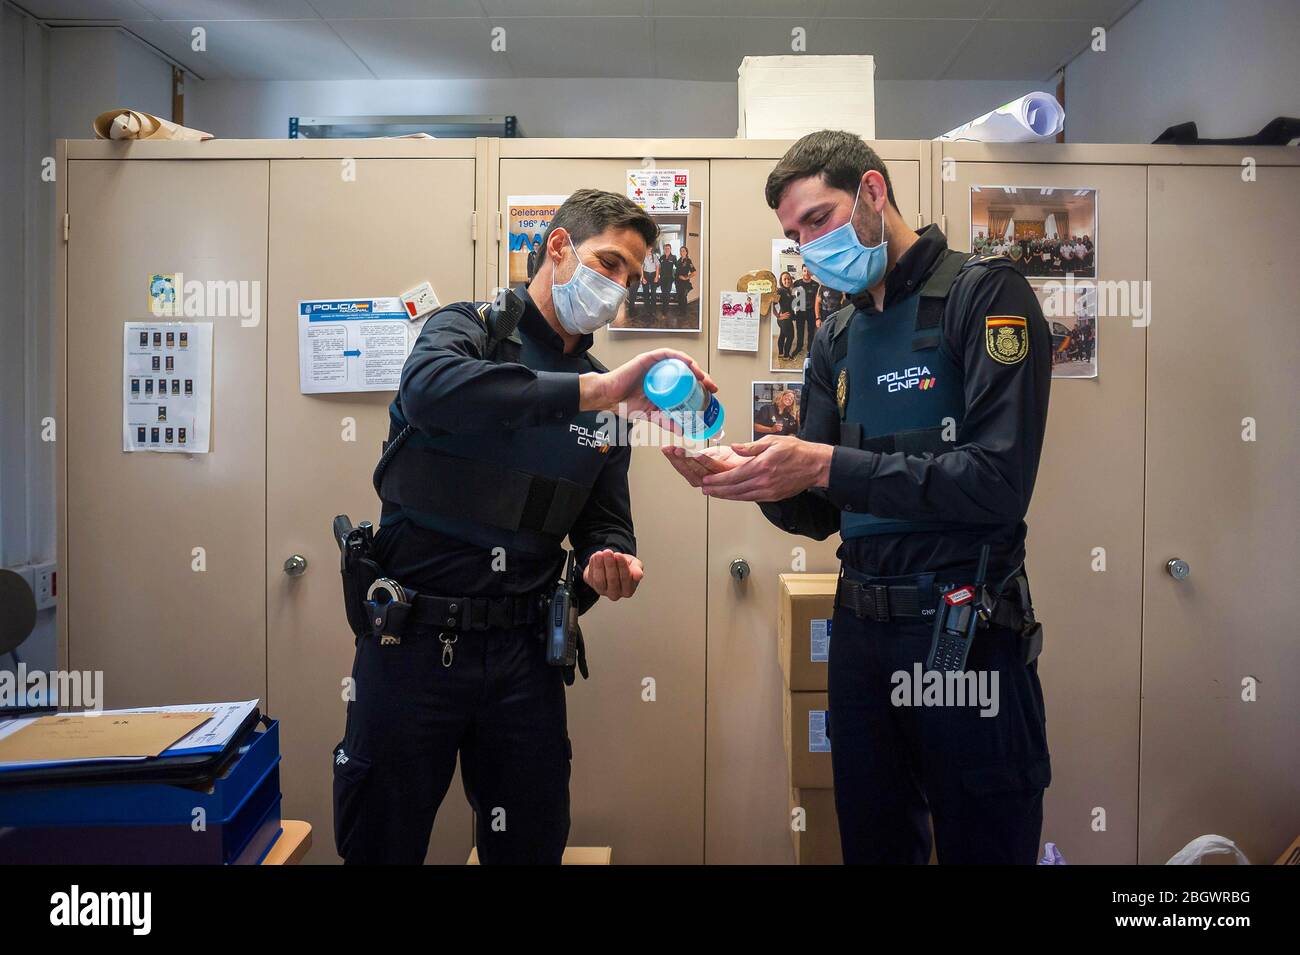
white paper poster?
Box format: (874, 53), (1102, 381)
(123, 322), (213, 453)
(298, 297), (422, 394)
(626, 167), (689, 213)
(718, 290), (761, 352)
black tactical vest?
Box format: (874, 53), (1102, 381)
(827, 250), (1007, 539)
(374, 302), (614, 558)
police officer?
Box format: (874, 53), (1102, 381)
(334, 188), (714, 865)
(663, 131), (1052, 864)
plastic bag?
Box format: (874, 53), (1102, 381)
(1165, 834), (1250, 865)
(1038, 842), (1067, 864)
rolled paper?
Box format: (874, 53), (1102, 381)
(93, 109), (213, 142)
(937, 92), (1065, 143)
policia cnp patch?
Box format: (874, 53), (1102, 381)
(985, 315), (1030, 365)
(836, 368), (849, 418)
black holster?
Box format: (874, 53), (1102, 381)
(333, 515), (384, 642)
(991, 571), (1044, 665)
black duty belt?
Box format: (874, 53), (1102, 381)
(835, 573), (1029, 630)
(380, 591), (544, 637)
(835, 577), (926, 621)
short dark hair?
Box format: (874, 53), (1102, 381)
(764, 130), (898, 212)
(540, 188), (658, 255)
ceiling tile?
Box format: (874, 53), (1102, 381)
(651, 15), (738, 81)
(134, 0), (321, 20)
(480, 1), (645, 15)
(986, 0), (1136, 22)
(122, 18), (233, 78)
(19, 0), (154, 19)
(306, 0), (485, 17)
(810, 17), (981, 80)
(819, 0), (987, 17)
(942, 18), (1095, 79)
(330, 17), (516, 79)
(163, 19), (374, 79)
(486, 16), (653, 78)
(650, 0), (724, 15)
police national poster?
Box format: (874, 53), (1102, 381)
(626, 167), (689, 213)
(507, 195), (567, 285)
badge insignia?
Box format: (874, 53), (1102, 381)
(985, 316), (1029, 364)
(836, 368), (849, 417)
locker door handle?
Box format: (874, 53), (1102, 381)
(729, 557), (750, 581)
(1166, 558), (1190, 581)
(283, 554), (308, 577)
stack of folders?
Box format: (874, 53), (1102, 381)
(0, 700), (282, 864)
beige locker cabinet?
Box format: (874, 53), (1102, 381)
(61, 158), (271, 707)
(493, 144), (715, 864)
(56, 139), (1300, 867)
(937, 146), (1150, 864)
(1141, 163), (1300, 865)
(265, 151), (478, 864)
(704, 143), (926, 864)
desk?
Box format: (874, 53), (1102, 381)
(261, 819), (312, 865)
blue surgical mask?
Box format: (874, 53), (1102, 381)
(797, 185), (887, 293)
(551, 236), (628, 334)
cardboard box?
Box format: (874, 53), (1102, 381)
(778, 573), (837, 691)
(789, 787), (842, 865)
(783, 690), (833, 789)
(738, 55), (876, 140)
(467, 845), (611, 865)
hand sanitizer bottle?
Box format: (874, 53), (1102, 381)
(643, 358), (724, 440)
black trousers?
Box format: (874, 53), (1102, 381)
(792, 311), (815, 355)
(827, 571), (1050, 864)
(776, 318), (795, 357)
(333, 621), (571, 864)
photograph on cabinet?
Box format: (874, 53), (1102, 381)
(612, 200), (702, 333)
(751, 380), (803, 442)
(970, 186), (1097, 278)
(769, 239), (848, 373)
(1034, 280), (1099, 379)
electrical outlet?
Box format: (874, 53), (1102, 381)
(32, 561), (56, 610)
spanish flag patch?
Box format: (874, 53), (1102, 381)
(985, 315), (1029, 365)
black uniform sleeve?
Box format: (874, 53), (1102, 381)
(569, 438), (636, 611)
(398, 305), (580, 434)
(823, 266), (1051, 524)
(756, 331), (843, 540)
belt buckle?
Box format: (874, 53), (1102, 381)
(870, 584), (891, 622)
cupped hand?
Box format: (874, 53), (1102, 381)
(582, 549), (644, 601)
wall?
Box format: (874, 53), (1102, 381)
(49, 27), (172, 142)
(187, 75), (1041, 141)
(0, 4), (54, 681)
(0, 18), (171, 689)
(1065, 0), (1300, 143)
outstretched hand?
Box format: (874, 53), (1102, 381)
(579, 349), (715, 426)
(660, 444), (746, 487)
(692, 436), (835, 502)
